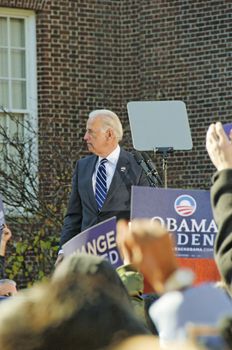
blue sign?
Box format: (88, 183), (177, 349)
(62, 217), (123, 268)
(131, 186), (216, 259)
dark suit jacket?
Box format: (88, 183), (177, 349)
(211, 169), (232, 286)
(60, 148), (150, 246)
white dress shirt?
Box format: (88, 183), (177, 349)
(92, 145), (120, 193)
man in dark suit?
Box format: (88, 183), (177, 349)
(56, 109), (150, 264)
(206, 121), (232, 291)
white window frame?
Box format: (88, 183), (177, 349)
(0, 7), (38, 216)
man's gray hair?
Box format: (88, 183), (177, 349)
(89, 109), (123, 142)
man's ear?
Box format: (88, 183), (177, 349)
(106, 128), (114, 140)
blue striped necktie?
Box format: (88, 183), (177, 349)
(95, 158), (108, 210)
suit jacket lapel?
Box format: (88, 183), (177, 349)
(86, 155), (98, 210)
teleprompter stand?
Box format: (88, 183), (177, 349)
(154, 147), (173, 188)
(127, 101), (192, 188)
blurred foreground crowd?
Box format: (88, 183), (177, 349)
(0, 122), (231, 350)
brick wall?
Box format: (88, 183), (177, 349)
(120, 0), (232, 189)
(0, 0), (47, 10)
(36, 0), (126, 197)
(1, 0), (231, 193)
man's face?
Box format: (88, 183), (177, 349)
(84, 116), (110, 156)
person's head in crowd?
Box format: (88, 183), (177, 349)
(84, 109), (123, 157)
(53, 252), (131, 306)
(117, 219), (184, 294)
(0, 253), (148, 350)
(0, 279), (17, 297)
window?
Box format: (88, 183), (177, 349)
(0, 8), (37, 214)
(0, 15), (27, 109)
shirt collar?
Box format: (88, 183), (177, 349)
(99, 145), (120, 165)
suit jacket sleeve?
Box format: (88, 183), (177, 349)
(210, 168), (232, 285)
(60, 161), (82, 247)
